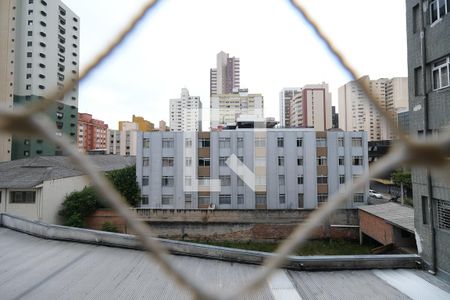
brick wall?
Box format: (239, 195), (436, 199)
(359, 210), (393, 245)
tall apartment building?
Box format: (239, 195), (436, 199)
(279, 88), (302, 127)
(170, 88), (202, 132)
(332, 106), (339, 129)
(406, 0), (450, 278)
(210, 89), (264, 130)
(210, 51), (240, 96)
(2, 0), (80, 160)
(0, 0), (16, 162)
(338, 76), (408, 141)
(290, 83), (332, 131)
(136, 129), (368, 209)
(77, 113), (108, 152)
(107, 121), (138, 156)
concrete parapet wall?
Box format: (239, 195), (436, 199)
(0, 213), (421, 271)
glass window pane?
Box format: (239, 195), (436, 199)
(441, 65), (449, 87)
(433, 69), (440, 89)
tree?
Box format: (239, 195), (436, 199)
(106, 165), (140, 207)
(101, 222), (118, 233)
(391, 170), (411, 189)
(59, 186), (101, 227)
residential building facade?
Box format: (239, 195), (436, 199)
(8, 0), (80, 159)
(0, 0), (16, 162)
(279, 87), (302, 128)
(170, 88), (202, 132)
(132, 115), (154, 132)
(338, 76), (408, 141)
(136, 129), (368, 209)
(406, 0), (450, 278)
(210, 51), (240, 96)
(106, 121), (138, 156)
(290, 83), (332, 131)
(210, 89), (264, 130)
(332, 106), (339, 129)
(77, 113), (108, 152)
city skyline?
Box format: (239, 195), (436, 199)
(62, 0), (408, 130)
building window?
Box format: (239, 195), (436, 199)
(296, 138), (303, 147)
(198, 138), (210, 148)
(277, 137), (284, 147)
(162, 157), (174, 167)
(422, 196), (429, 225)
(143, 138), (150, 148)
(352, 156), (363, 166)
(237, 194), (244, 205)
(198, 158), (210, 167)
(237, 177), (244, 186)
(279, 194), (286, 204)
(254, 137), (266, 147)
(338, 137), (344, 147)
(162, 195), (173, 206)
(298, 193), (304, 208)
(10, 191), (36, 204)
(297, 158), (303, 166)
(338, 156), (345, 165)
(317, 176), (328, 184)
(279, 175), (285, 186)
(352, 137), (363, 147)
(142, 176), (149, 186)
(185, 194), (192, 208)
(198, 196), (210, 206)
(255, 157), (265, 166)
(28, 30), (33, 36)
(237, 137), (244, 148)
(316, 138), (327, 147)
(430, 0), (449, 24)
(185, 138), (192, 148)
(162, 138), (174, 148)
(185, 157), (192, 167)
(255, 194), (267, 205)
(318, 193), (328, 203)
(219, 194), (231, 205)
(220, 175), (231, 186)
(256, 176), (266, 186)
(184, 176), (192, 186)
(219, 138), (231, 148)
(219, 157), (227, 166)
(317, 156), (327, 166)
(278, 156), (284, 166)
(339, 175), (345, 184)
(162, 176), (174, 187)
(436, 199), (450, 230)
(353, 193), (364, 203)
(143, 157), (149, 166)
(141, 195), (149, 205)
(432, 56), (449, 90)
(297, 176), (304, 185)
(27, 52), (32, 57)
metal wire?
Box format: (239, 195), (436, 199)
(1, 1), (449, 299)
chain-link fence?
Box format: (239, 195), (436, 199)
(1, 0), (450, 299)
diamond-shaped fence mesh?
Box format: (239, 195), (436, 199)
(1, 0), (450, 299)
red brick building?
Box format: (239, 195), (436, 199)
(77, 113), (108, 152)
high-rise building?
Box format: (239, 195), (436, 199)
(332, 106), (339, 129)
(210, 89), (264, 130)
(132, 115), (154, 132)
(406, 0), (450, 277)
(1, 0), (80, 160)
(136, 129), (368, 209)
(77, 113), (108, 152)
(338, 76), (408, 141)
(0, 0), (16, 162)
(279, 88), (301, 128)
(170, 88), (202, 132)
(210, 51), (240, 96)
(290, 83), (332, 131)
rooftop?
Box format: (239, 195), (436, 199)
(359, 202), (415, 233)
(0, 155), (135, 189)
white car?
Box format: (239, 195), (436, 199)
(369, 189), (383, 199)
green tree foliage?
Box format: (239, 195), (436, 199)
(106, 165), (140, 207)
(101, 222), (119, 233)
(391, 170), (412, 188)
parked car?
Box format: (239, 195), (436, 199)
(369, 189), (383, 199)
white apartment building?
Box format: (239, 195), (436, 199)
(107, 122), (138, 156)
(136, 129), (368, 209)
(0, 0), (16, 162)
(169, 88), (202, 132)
(0, 0), (80, 160)
(279, 87), (302, 128)
(210, 89), (264, 130)
(290, 83), (332, 131)
(338, 76), (408, 141)
(210, 51), (240, 96)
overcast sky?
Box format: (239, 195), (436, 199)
(63, 0), (408, 130)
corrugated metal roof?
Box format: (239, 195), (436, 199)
(0, 155), (135, 188)
(0, 228), (449, 299)
(359, 202), (415, 233)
